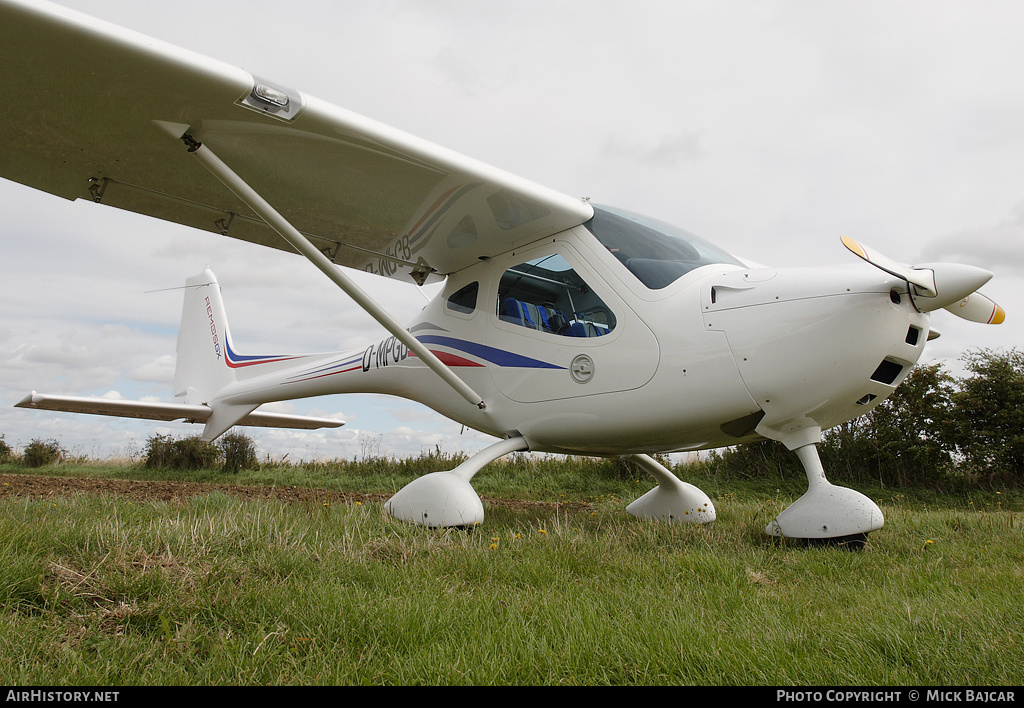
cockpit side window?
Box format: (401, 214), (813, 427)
(497, 253), (615, 337)
(584, 205), (743, 289)
(446, 282), (478, 314)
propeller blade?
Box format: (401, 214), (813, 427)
(841, 235), (936, 297)
(943, 292), (1006, 324)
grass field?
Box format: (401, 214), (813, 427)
(0, 455), (1021, 686)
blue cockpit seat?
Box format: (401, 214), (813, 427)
(502, 297), (598, 337)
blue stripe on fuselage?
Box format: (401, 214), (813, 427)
(416, 335), (564, 369)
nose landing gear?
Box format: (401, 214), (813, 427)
(766, 442), (883, 545)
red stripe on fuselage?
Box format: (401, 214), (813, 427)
(409, 350), (484, 367)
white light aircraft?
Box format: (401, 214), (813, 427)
(1, 0), (1005, 544)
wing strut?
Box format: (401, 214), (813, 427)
(162, 123), (487, 411)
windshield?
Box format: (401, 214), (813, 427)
(583, 205), (743, 289)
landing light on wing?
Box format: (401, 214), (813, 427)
(253, 83), (289, 108)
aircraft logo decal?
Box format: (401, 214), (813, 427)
(205, 296), (223, 360)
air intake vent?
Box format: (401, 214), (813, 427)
(906, 326), (920, 346)
(870, 358), (904, 385)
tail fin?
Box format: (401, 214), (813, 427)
(174, 268), (263, 440)
(173, 268), (237, 406)
(16, 267), (344, 440)
(174, 268), (329, 440)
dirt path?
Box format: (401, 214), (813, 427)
(0, 472), (383, 505)
(0, 472), (593, 514)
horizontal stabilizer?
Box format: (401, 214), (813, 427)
(15, 392), (344, 431)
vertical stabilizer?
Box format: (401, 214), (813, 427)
(174, 268), (236, 406)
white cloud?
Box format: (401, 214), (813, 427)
(921, 202), (1024, 273)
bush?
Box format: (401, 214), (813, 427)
(22, 438), (66, 468)
(694, 351), (1024, 490)
(0, 435), (11, 463)
(693, 364), (960, 487)
(143, 431), (258, 472)
(694, 439), (804, 482)
(144, 433), (222, 470)
(143, 434), (173, 469)
(219, 432), (258, 474)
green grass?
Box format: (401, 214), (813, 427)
(0, 458), (1022, 685)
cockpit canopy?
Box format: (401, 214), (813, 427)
(584, 205), (743, 289)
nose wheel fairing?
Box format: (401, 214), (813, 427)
(765, 443), (884, 540)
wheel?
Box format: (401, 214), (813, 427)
(803, 532), (869, 550)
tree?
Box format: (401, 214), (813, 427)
(819, 362), (957, 488)
(947, 348), (1024, 485)
(869, 361), (956, 484)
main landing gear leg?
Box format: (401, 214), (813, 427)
(625, 454), (716, 524)
(385, 436), (529, 528)
(766, 442), (883, 546)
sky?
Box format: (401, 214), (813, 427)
(1, 0), (1022, 462)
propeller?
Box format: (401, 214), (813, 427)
(841, 236), (1005, 324)
(940, 291), (1006, 325)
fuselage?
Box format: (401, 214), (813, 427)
(211, 206), (930, 456)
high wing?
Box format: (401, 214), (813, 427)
(0, 0), (593, 284)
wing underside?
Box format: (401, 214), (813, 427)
(0, 0), (593, 283)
